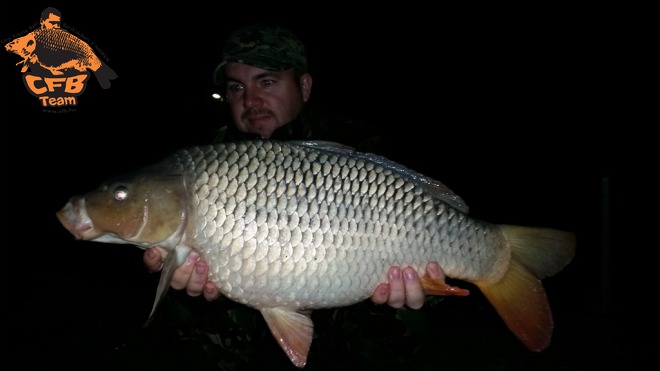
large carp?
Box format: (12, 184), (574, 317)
(56, 140), (576, 368)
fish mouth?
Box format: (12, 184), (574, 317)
(56, 198), (99, 240)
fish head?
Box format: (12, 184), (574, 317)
(5, 33), (36, 58)
(56, 162), (188, 249)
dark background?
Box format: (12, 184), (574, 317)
(1, 2), (637, 370)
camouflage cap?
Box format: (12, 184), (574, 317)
(213, 24), (308, 85)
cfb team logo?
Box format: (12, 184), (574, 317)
(4, 7), (117, 111)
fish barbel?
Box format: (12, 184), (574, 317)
(56, 140), (576, 368)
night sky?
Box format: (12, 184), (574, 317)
(1, 2), (635, 370)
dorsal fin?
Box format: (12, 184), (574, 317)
(292, 140), (469, 213)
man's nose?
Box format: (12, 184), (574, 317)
(243, 88), (262, 107)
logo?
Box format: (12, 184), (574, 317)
(3, 7), (117, 112)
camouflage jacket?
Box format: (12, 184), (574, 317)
(212, 102), (385, 154)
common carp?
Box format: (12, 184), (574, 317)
(56, 140), (576, 368)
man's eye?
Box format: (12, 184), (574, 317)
(227, 84), (244, 94)
(261, 79), (274, 87)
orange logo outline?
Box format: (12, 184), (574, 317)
(4, 7), (117, 112)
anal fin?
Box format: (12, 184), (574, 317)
(261, 307), (314, 368)
(421, 276), (470, 296)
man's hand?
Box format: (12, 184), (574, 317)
(144, 247), (220, 301)
(371, 262), (444, 309)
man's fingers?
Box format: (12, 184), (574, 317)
(371, 283), (391, 305)
(143, 247), (164, 272)
(186, 260), (209, 297)
(386, 267), (405, 308)
(426, 261), (445, 280)
(143, 247), (218, 301)
(202, 282), (221, 301)
(402, 267), (425, 309)
(170, 252), (199, 290)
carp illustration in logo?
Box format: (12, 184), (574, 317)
(4, 7), (117, 109)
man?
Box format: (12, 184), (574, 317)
(40, 7), (61, 29)
(143, 23), (443, 310)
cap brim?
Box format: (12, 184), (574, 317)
(213, 54), (303, 85)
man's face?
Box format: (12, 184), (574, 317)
(225, 62), (312, 138)
(41, 13), (61, 29)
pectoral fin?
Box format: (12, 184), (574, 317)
(261, 307), (314, 368)
(143, 246), (191, 327)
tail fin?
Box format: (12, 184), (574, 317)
(94, 64), (118, 89)
(474, 225), (576, 351)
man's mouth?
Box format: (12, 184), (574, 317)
(246, 112), (272, 123)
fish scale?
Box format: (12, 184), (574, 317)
(179, 141), (504, 308)
(56, 139), (575, 368)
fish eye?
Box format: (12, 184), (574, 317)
(114, 185), (128, 201)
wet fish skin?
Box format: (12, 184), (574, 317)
(56, 139), (576, 368)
